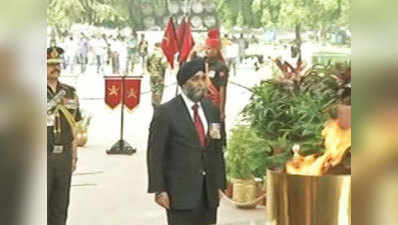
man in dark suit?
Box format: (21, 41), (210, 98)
(147, 58), (227, 225)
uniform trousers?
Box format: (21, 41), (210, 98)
(47, 147), (73, 225)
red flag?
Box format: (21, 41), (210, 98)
(179, 18), (195, 63)
(176, 17), (186, 51)
(124, 77), (142, 111)
(161, 18), (178, 69)
(105, 76), (122, 109)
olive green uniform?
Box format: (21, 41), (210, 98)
(205, 57), (229, 147)
(206, 58), (229, 91)
(47, 82), (81, 225)
(147, 49), (167, 107)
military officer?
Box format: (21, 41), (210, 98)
(138, 33), (148, 71)
(146, 43), (167, 108)
(47, 46), (82, 225)
(204, 29), (229, 146)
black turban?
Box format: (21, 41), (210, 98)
(177, 58), (205, 86)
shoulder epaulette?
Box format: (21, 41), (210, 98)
(59, 83), (76, 92)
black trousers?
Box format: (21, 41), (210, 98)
(47, 150), (73, 225)
(166, 179), (217, 225)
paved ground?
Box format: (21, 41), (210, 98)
(61, 63), (271, 225)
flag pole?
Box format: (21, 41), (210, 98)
(175, 72), (179, 96)
(120, 75), (126, 143)
(175, 16), (186, 97)
(106, 75), (136, 155)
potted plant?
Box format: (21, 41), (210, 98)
(242, 57), (346, 168)
(226, 125), (270, 208)
(239, 59), (352, 222)
(224, 177), (233, 198)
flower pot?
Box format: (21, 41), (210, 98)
(225, 182), (233, 198)
(75, 130), (88, 147)
(337, 104), (351, 129)
(258, 178), (267, 206)
(266, 169), (351, 225)
(231, 178), (258, 209)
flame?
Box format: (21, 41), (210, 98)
(286, 120), (351, 176)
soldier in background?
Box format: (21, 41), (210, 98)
(47, 46), (82, 225)
(127, 32), (138, 74)
(204, 29), (229, 147)
(78, 33), (89, 73)
(138, 33), (148, 71)
(146, 43), (167, 108)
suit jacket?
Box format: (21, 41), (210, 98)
(147, 95), (226, 210)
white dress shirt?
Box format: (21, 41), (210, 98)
(181, 92), (208, 135)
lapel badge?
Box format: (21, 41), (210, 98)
(208, 70), (216, 78)
(64, 98), (78, 110)
(47, 114), (55, 127)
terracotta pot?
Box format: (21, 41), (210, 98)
(258, 189), (267, 206)
(232, 178), (258, 208)
(337, 104), (351, 129)
(75, 131), (88, 147)
(257, 178), (267, 206)
(225, 182), (233, 198)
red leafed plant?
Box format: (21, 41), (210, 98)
(271, 56), (315, 89)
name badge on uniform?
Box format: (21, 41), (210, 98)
(47, 114), (55, 127)
(53, 145), (64, 154)
(64, 98), (78, 110)
(208, 70), (216, 78)
(209, 123), (221, 139)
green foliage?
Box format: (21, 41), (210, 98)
(226, 125), (271, 179)
(48, 0), (350, 32)
(48, 0), (167, 30)
(311, 61), (351, 105)
(216, 0), (349, 30)
(242, 62), (344, 164)
(251, 0), (281, 27)
(217, 0), (262, 29)
(47, 0), (85, 28)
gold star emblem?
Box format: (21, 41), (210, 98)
(127, 88), (137, 98)
(108, 85), (119, 96)
(51, 48), (59, 58)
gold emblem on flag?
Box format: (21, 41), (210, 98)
(127, 88), (137, 98)
(108, 85), (119, 96)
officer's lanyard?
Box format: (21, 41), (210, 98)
(47, 86), (77, 136)
(54, 104), (77, 136)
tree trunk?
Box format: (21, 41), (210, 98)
(319, 25), (331, 45)
(295, 23), (302, 58)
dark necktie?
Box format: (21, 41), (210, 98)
(192, 104), (206, 147)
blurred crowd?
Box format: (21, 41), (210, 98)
(50, 31), (149, 75)
(47, 26), (281, 77)
(47, 24), (351, 79)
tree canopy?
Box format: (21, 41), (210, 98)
(47, 0), (350, 32)
(47, 0), (167, 30)
(218, 0), (350, 30)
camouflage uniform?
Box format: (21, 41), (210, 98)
(147, 48), (167, 107)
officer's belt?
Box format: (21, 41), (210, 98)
(48, 143), (72, 154)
